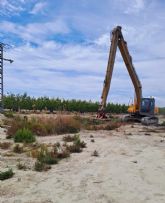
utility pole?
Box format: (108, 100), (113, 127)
(0, 43), (14, 112)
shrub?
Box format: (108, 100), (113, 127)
(56, 149), (70, 159)
(53, 143), (70, 159)
(14, 128), (36, 143)
(65, 143), (82, 153)
(0, 169), (14, 181)
(38, 153), (58, 165)
(37, 145), (58, 165)
(73, 135), (86, 148)
(63, 135), (86, 153)
(160, 121), (165, 126)
(34, 161), (51, 172)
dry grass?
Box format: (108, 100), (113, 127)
(4, 111), (14, 118)
(13, 144), (24, 153)
(76, 116), (122, 131)
(17, 162), (27, 170)
(63, 134), (80, 142)
(6, 115), (81, 137)
(0, 142), (11, 149)
(86, 121), (122, 131)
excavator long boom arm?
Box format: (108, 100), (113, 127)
(100, 26), (142, 112)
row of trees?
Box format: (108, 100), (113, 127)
(159, 108), (165, 115)
(3, 93), (128, 113)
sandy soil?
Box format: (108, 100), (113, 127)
(0, 116), (165, 203)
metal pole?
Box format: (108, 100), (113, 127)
(0, 44), (3, 112)
(0, 43), (13, 112)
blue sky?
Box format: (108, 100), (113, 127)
(0, 0), (165, 106)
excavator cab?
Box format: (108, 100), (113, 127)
(140, 98), (155, 116)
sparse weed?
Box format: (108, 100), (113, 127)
(17, 162), (27, 170)
(13, 144), (24, 153)
(92, 150), (99, 157)
(34, 161), (51, 172)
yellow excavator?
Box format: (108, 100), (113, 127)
(98, 26), (158, 125)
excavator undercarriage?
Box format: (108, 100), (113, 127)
(98, 26), (158, 125)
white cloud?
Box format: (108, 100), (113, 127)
(0, 0), (25, 15)
(113, 0), (145, 14)
(94, 33), (110, 47)
(30, 2), (47, 15)
(0, 20), (70, 44)
(124, 0), (145, 14)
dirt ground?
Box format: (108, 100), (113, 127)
(0, 115), (165, 203)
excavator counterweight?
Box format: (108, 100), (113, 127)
(98, 26), (158, 125)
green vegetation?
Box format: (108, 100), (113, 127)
(33, 135), (86, 172)
(0, 169), (14, 181)
(4, 93), (128, 113)
(14, 128), (36, 143)
(64, 135), (86, 153)
(37, 146), (58, 165)
(160, 121), (165, 126)
(159, 107), (165, 115)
